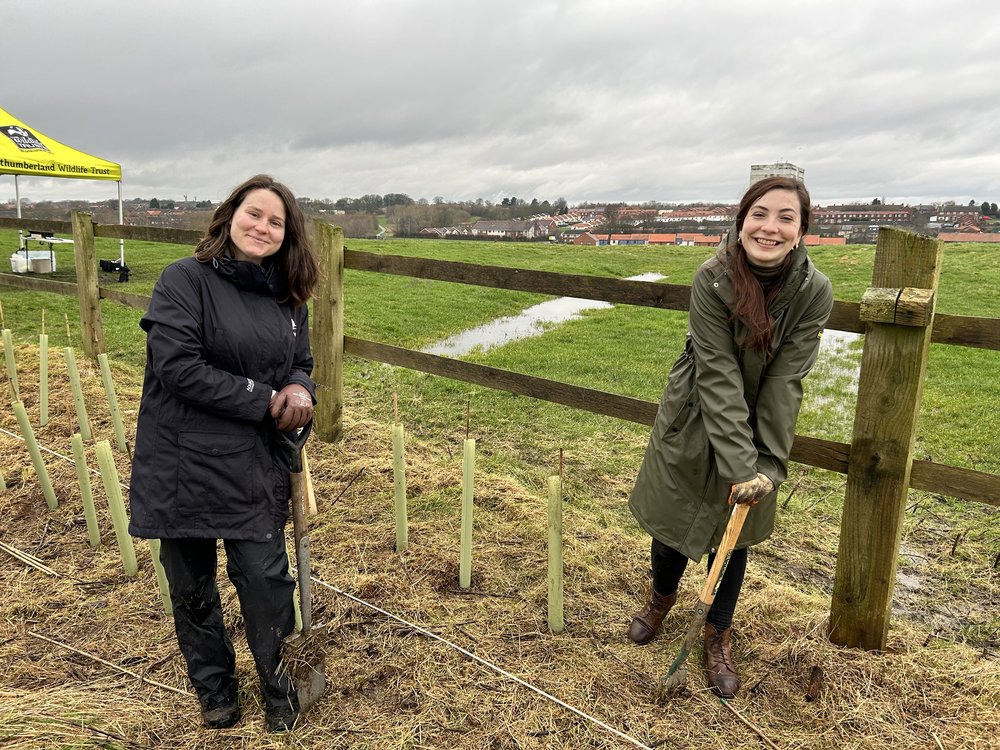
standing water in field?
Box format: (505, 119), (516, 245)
(422, 275), (863, 439)
(422, 272), (666, 357)
(800, 329), (864, 441)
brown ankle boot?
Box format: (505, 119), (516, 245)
(703, 624), (739, 698)
(627, 588), (677, 644)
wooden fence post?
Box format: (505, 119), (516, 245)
(70, 211), (105, 359)
(829, 227), (942, 650)
(311, 220), (344, 442)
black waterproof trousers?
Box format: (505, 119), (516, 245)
(650, 538), (747, 632)
(158, 537), (297, 713)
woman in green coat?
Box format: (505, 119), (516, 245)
(627, 176), (833, 698)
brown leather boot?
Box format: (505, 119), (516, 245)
(627, 588), (678, 644)
(703, 624), (739, 698)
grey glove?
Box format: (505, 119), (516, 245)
(730, 473), (774, 505)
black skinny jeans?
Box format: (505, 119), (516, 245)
(158, 537), (297, 712)
(650, 538), (747, 632)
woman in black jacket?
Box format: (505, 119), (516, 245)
(129, 174), (319, 731)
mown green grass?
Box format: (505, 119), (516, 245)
(3, 230), (998, 479)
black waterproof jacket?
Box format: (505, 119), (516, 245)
(128, 256), (315, 542)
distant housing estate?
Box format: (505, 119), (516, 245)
(655, 206), (736, 223)
(413, 199), (993, 244)
(813, 205), (912, 223)
(573, 231), (844, 247)
(4, 187), (997, 244)
(574, 232), (722, 247)
(420, 218), (558, 241)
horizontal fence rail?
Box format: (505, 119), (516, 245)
(344, 337), (998, 507)
(1, 218), (998, 506)
(0, 217), (201, 245)
(345, 250), (1000, 351)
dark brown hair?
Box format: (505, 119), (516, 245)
(194, 174), (319, 305)
(727, 177), (811, 352)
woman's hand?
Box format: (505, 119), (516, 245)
(730, 473), (774, 505)
(269, 384), (314, 431)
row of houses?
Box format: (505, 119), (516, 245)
(420, 218), (559, 241)
(421, 219), (852, 246)
(655, 206), (736, 223)
(938, 232), (1000, 243)
(574, 232), (722, 246)
(573, 232), (846, 247)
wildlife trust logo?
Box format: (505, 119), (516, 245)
(1, 125), (50, 152)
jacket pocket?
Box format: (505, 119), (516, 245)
(659, 379), (713, 500)
(661, 387), (700, 442)
(656, 350), (697, 439)
(176, 431), (256, 516)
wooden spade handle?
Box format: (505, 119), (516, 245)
(677, 500), (751, 655)
(697, 501), (750, 603)
(302, 448), (318, 516)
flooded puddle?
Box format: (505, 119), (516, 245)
(422, 272), (666, 357)
(421, 279), (866, 438)
(819, 329), (863, 357)
(802, 329), (864, 440)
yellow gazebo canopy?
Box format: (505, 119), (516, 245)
(2, 105), (126, 264)
(1, 105), (121, 181)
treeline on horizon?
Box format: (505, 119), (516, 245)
(301, 193), (574, 238)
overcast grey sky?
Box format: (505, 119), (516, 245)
(4, 0), (999, 207)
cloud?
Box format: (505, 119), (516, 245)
(4, 0), (999, 205)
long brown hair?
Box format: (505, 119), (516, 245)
(194, 174), (319, 305)
(728, 177), (811, 352)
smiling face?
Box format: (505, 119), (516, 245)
(738, 188), (804, 267)
(229, 188), (286, 264)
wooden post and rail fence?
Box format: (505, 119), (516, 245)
(2, 213), (998, 651)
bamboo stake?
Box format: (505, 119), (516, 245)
(39, 333), (49, 427)
(0, 540), (60, 576)
(459, 437), (476, 588)
(2, 329), (19, 401)
(64, 347), (92, 441)
(547, 473), (564, 633)
(12, 400), (58, 509)
(70, 433), (101, 548)
(98, 353), (128, 454)
(717, 697), (782, 750)
(392, 421), (408, 552)
(27, 631), (189, 697)
(147, 539), (173, 616)
(94, 440), (138, 576)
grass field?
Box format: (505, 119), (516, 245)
(1, 229), (998, 748)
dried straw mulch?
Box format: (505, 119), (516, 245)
(1, 342), (998, 749)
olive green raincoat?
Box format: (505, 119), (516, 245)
(629, 232), (834, 561)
